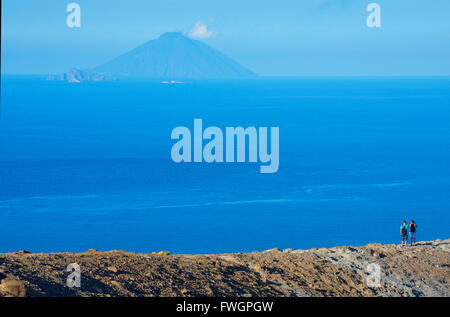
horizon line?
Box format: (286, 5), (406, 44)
(1, 73), (450, 79)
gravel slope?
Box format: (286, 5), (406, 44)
(1, 239), (449, 297)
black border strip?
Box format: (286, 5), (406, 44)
(0, 297), (445, 314)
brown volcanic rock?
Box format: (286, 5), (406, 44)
(0, 239), (448, 297)
(0, 278), (27, 297)
(0, 268), (26, 297)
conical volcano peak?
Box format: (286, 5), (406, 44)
(93, 32), (257, 79)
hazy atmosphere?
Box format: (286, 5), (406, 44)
(2, 0), (450, 76)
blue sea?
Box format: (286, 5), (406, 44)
(1, 76), (449, 254)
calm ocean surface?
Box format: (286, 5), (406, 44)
(1, 76), (449, 253)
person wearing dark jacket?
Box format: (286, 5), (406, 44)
(409, 220), (418, 245)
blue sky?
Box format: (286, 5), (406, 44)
(1, 0), (450, 76)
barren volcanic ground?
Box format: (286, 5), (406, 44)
(0, 239), (449, 297)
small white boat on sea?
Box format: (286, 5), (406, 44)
(161, 80), (184, 84)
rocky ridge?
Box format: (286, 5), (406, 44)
(0, 239), (448, 297)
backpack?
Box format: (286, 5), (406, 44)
(401, 225), (407, 235)
(410, 224), (416, 232)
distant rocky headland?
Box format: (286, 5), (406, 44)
(46, 68), (117, 83)
(1, 239), (449, 297)
(47, 32), (257, 82)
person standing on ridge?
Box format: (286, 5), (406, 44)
(409, 220), (418, 246)
(400, 220), (408, 247)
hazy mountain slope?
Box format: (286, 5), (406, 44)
(93, 32), (256, 79)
